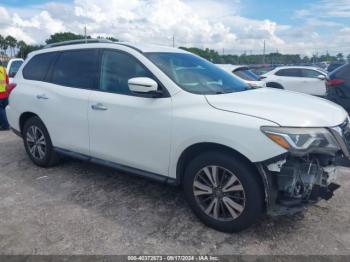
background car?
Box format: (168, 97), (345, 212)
(6, 58), (24, 83)
(216, 64), (266, 88)
(326, 63), (350, 112)
(261, 66), (327, 96)
(327, 62), (345, 73)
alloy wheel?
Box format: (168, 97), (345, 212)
(26, 125), (47, 160)
(193, 165), (246, 221)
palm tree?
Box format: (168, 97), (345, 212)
(5, 35), (17, 57)
(0, 34), (4, 61)
(17, 40), (27, 58)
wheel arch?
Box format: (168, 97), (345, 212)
(266, 82), (284, 89)
(176, 142), (265, 190)
(19, 112), (40, 135)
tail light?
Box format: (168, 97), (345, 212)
(326, 79), (345, 87)
(7, 83), (17, 96)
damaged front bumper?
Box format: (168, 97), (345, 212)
(257, 120), (350, 216)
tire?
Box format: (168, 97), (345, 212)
(183, 151), (264, 233)
(22, 116), (60, 167)
(266, 82), (284, 89)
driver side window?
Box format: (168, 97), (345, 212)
(99, 50), (154, 95)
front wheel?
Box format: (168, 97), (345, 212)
(183, 151), (264, 233)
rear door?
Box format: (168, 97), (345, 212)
(275, 68), (303, 92)
(88, 49), (172, 176)
(36, 49), (98, 155)
(300, 69), (326, 96)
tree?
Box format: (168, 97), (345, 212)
(0, 34), (4, 60)
(336, 53), (344, 61)
(16, 40), (27, 58)
(347, 54), (350, 62)
(45, 32), (91, 44)
(5, 35), (17, 57)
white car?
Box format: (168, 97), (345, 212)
(216, 64), (266, 88)
(6, 58), (24, 83)
(261, 66), (327, 96)
(6, 40), (349, 233)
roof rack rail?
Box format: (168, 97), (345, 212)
(44, 38), (114, 49)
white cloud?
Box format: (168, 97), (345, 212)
(0, 0), (349, 54)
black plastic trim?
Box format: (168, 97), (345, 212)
(53, 147), (178, 185)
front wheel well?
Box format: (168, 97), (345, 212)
(19, 112), (39, 134)
(176, 143), (263, 185)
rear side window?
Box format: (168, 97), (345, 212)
(301, 69), (322, 78)
(275, 69), (301, 77)
(51, 49), (98, 89)
(23, 53), (57, 81)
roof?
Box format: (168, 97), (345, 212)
(32, 39), (188, 57)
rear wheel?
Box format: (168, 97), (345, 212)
(183, 151), (264, 233)
(23, 117), (59, 167)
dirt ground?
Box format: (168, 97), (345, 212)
(0, 131), (350, 255)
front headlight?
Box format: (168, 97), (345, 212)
(261, 126), (340, 156)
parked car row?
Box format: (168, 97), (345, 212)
(6, 39), (350, 233)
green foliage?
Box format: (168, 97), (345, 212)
(45, 32), (91, 44)
(181, 46), (347, 65)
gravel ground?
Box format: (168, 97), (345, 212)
(0, 130), (350, 255)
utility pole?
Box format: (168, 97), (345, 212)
(84, 25), (87, 43)
(263, 40), (266, 64)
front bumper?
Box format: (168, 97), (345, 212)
(257, 119), (350, 216)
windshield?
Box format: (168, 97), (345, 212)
(145, 52), (249, 95)
(233, 68), (260, 81)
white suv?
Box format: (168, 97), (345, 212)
(261, 66), (327, 96)
(6, 40), (349, 232)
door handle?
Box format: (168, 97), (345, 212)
(91, 103), (108, 111)
(36, 94), (48, 100)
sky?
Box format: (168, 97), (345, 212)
(0, 0), (349, 55)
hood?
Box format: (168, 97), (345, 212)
(205, 88), (347, 127)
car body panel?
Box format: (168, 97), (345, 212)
(205, 88), (347, 127)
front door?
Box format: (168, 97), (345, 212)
(88, 49), (172, 176)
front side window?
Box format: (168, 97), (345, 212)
(99, 50), (154, 95)
(23, 52), (58, 81)
(51, 49), (98, 89)
(145, 52), (249, 95)
(275, 69), (301, 77)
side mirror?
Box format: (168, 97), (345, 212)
(317, 75), (326, 80)
(128, 77), (159, 95)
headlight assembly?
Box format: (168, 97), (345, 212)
(261, 126), (340, 156)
